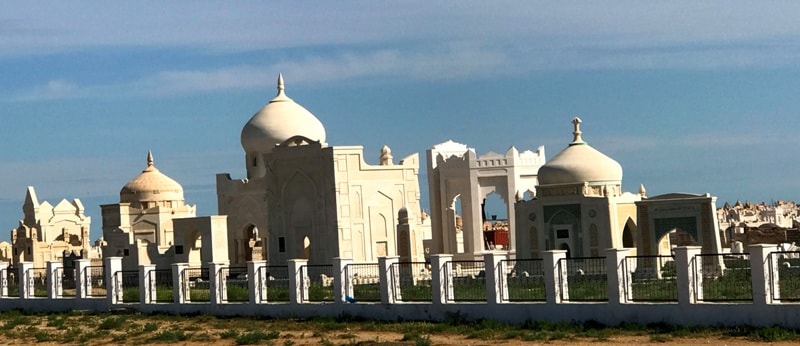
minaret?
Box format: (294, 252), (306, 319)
(380, 145), (393, 165)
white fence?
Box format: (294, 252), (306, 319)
(0, 245), (799, 328)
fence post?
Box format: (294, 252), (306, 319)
(484, 251), (505, 305)
(749, 244), (779, 305)
(288, 259), (308, 304)
(606, 248), (632, 305)
(47, 261), (63, 299)
(172, 263), (188, 304)
(209, 262), (226, 305)
(0, 263), (7, 297)
(379, 256), (399, 304)
(248, 260), (266, 304)
(543, 250), (567, 304)
(139, 264), (156, 304)
(431, 254), (452, 305)
(105, 257), (123, 304)
(19, 262), (33, 299)
(75, 259), (91, 299)
(675, 246), (701, 305)
(333, 258), (352, 304)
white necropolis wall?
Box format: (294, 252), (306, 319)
(0, 245), (798, 328)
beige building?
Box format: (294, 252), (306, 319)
(101, 152), (197, 270)
(10, 186), (94, 267)
(515, 118), (641, 259)
(217, 74), (430, 265)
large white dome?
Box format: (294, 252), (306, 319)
(537, 118), (623, 186)
(240, 74), (326, 154)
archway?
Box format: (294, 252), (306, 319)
(482, 192), (509, 250)
(452, 195), (464, 253)
(559, 243), (571, 258)
(622, 218), (636, 248)
(657, 228), (697, 256)
(303, 236), (311, 261)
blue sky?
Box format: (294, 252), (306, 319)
(2, 2), (800, 242)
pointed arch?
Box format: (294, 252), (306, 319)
(622, 217), (636, 248)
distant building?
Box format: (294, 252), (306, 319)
(515, 118), (640, 258)
(10, 186), (97, 268)
(101, 152), (197, 270)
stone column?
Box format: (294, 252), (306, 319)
(333, 258), (352, 304)
(248, 260), (267, 304)
(606, 248), (632, 305)
(75, 259), (91, 299)
(675, 246), (702, 305)
(431, 254), (453, 305)
(379, 256), (400, 304)
(139, 264), (156, 304)
(750, 244), (779, 305)
(47, 261), (63, 299)
(172, 263), (188, 304)
(484, 251), (506, 305)
(543, 250), (568, 304)
(288, 259), (308, 304)
(0, 263), (8, 297)
(209, 262), (226, 305)
(105, 257), (123, 304)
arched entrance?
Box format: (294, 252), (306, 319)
(560, 243), (571, 258)
(657, 228), (697, 256)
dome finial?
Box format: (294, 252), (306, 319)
(277, 73), (285, 93)
(571, 117), (584, 144)
(147, 150), (154, 167)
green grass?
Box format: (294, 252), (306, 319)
(226, 283), (250, 302)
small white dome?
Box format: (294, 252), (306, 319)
(240, 74), (326, 154)
(120, 152), (184, 203)
(538, 118), (623, 186)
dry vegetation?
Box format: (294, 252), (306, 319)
(0, 309), (796, 345)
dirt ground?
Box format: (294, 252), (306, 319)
(0, 312), (794, 345)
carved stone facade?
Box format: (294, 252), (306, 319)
(217, 76), (430, 265)
(11, 186), (96, 268)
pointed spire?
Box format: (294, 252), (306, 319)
(570, 117), (585, 145)
(277, 73), (284, 93)
(639, 183), (647, 197)
(147, 150), (154, 167)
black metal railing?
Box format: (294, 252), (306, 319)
(59, 267), (77, 297)
(301, 264), (335, 302)
(5, 267), (19, 297)
(255, 265), (290, 302)
(444, 260), (486, 302)
(150, 269), (173, 303)
(183, 267), (210, 302)
(390, 262), (432, 302)
(220, 266), (249, 302)
(558, 257), (607, 302)
(624, 255), (677, 302)
(769, 251), (800, 301)
(500, 259), (546, 302)
(694, 253), (752, 302)
(27, 267), (48, 297)
(345, 263), (380, 302)
(85, 266), (106, 297)
(118, 270), (139, 303)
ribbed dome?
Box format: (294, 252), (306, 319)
(240, 74), (326, 154)
(538, 118), (623, 186)
(120, 152), (184, 203)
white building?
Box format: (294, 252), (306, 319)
(216, 75), (430, 265)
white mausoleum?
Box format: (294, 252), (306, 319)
(217, 75), (430, 265)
